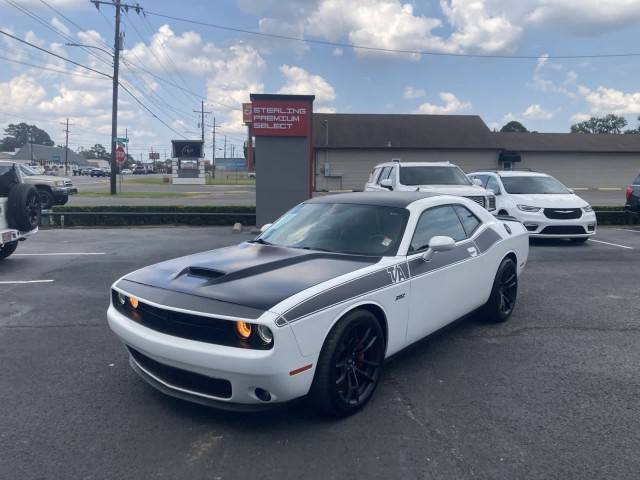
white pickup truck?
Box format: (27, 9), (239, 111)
(0, 161), (41, 260)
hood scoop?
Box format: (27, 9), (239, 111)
(180, 266), (227, 282)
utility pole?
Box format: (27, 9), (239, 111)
(212, 117), (216, 178)
(193, 101), (211, 143)
(223, 135), (227, 158)
(90, 0), (144, 195)
(61, 118), (72, 175)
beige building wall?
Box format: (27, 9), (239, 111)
(518, 152), (640, 188)
(314, 149), (499, 191)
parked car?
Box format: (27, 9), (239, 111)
(90, 168), (108, 178)
(132, 165), (147, 175)
(121, 168), (132, 175)
(28, 165), (45, 175)
(0, 161), (40, 260)
(624, 172), (640, 214)
(108, 191), (528, 416)
(365, 161), (496, 212)
(16, 163), (77, 209)
(469, 170), (596, 242)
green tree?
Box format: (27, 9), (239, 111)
(570, 114), (628, 134)
(0, 123), (54, 151)
(500, 121), (528, 133)
(79, 144), (111, 160)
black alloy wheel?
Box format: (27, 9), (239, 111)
(37, 189), (53, 209)
(310, 310), (385, 417)
(26, 191), (40, 227)
(484, 257), (518, 323)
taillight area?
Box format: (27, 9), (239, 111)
(626, 185), (633, 201)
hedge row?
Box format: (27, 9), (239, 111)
(48, 205), (256, 227)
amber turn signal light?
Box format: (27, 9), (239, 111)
(235, 321), (252, 339)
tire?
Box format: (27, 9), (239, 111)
(309, 310), (385, 417)
(0, 241), (18, 260)
(59, 196), (69, 206)
(483, 257), (518, 323)
(37, 188), (54, 209)
(8, 184), (41, 231)
(571, 237), (589, 244)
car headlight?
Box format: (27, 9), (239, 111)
(583, 205), (593, 212)
(55, 180), (66, 187)
(517, 204), (541, 212)
(256, 325), (273, 345)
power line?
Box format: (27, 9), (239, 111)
(0, 28), (111, 77)
(0, 54), (109, 79)
(145, 10), (640, 60)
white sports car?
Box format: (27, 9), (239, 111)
(108, 192), (529, 416)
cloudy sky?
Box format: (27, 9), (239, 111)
(1, 0), (640, 159)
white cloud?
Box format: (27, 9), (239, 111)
(0, 75), (46, 113)
(578, 85), (640, 114)
(522, 104), (554, 120)
(526, 0), (640, 35)
(415, 92), (471, 114)
(50, 17), (71, 36)
(277, 65), (336, 105)
(440, 0), (524, 54)
(570, 113), (591, 122)
(332, 47), (343, 56)
(403, 86), (425, 99)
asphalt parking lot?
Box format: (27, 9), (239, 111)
(1, 226), (639, 479)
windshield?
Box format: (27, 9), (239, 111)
(399, 166), (471, 186)
(19, 164), (38, 176)
(501, 176), (570, 194)
(259, 202), (409, 256)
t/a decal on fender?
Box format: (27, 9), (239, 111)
(386, 264), (408, 283)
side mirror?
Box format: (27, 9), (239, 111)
(472, 178), (483, 186)
(568, 188), (575, 194)
(379, 178), (393, 190)
(422, 236), (455, 262)
(260, 223), (272, 233)
(487, 188), (500, 196)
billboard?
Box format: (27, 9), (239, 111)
(216, 158), (247, 170)
(250, 100), (310, 137)
(171, 140), (204, 158)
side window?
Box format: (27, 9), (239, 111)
(453, 205), (481, 237)
(472, 174), (488, 187)
(486, 176), (501, 194)
(410, 206), (467, 252)
(368, 168), (381, 183)
(377, 167), (391, 184)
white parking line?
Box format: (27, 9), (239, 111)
(13, 252), (105, 256)
(0, 280), (54, 284)
(612, 228), (640, 233)
(589, 239), (633, 249)
(597, 187), (622, 191)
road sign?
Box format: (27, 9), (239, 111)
(149, 152), (160, 160)
(116, 137), (129, 144)
(116, 145), (125, 164)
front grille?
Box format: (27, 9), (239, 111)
(112, 290), (272, 350)
(540, 226), (587, 235)
(128, 347), (232, 399)
(543, 208), (582, 219)
(487, 196), (496, 210)
(465, 196), (486, 208)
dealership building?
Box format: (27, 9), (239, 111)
(311, 114), (640, 192)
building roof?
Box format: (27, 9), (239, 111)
(312, 113), (640, 153)
(12, 144), (88, 165)
(313, 113), (495, 150)
(494, 132), (640, 153)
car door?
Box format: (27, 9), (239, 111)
(406, 204), (487, 342)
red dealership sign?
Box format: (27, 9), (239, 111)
(250, 100), (311, 137)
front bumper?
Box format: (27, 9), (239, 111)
(107, 304), (316, 407)
(514, 210), (597, 238)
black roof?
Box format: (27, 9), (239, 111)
(312, 113), (640, 153)
(306, 191), (438, 208)
(313, 113), (494, 150)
